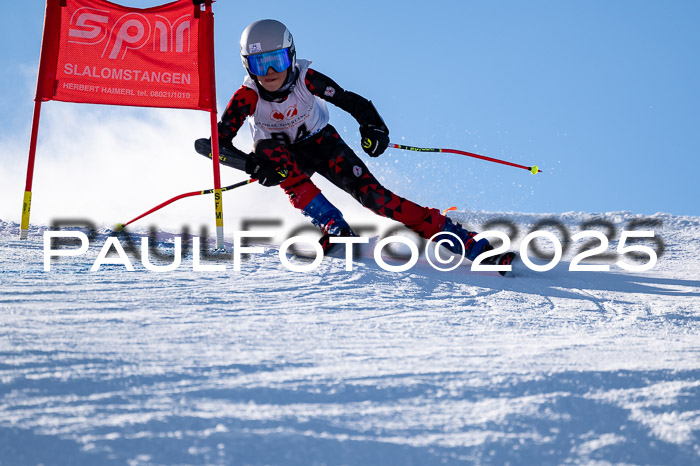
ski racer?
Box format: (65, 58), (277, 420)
(216, 19), (491, 260)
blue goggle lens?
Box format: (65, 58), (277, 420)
(247, 49), (292, 76)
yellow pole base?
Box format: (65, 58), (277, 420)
(20, 191), (32, 240)
(214, 189), (224, 249)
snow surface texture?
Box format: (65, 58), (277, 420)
(1, 210), (699, 465)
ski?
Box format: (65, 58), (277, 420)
(194, 138), (249, 172)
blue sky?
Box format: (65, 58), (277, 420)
(1, 0), (699, 228)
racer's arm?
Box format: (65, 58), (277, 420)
(217, 85), (288, 186)
(305, 68), (387, 130)
(217, 85), (258, 154)
(305, 68), (389, 156)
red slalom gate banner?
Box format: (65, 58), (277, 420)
(22, 0), (225, 246)
(36, 0), (214, 110)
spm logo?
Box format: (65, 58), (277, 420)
(68, 7), (191, 60)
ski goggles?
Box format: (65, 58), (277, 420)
(246, 48), (292, 76)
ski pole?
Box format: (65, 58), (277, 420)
(389, 142), (541, 174)
(116, 178), (257, 230)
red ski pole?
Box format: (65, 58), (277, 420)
(116, 178), (257, 230)
(389, 142), (542, 174)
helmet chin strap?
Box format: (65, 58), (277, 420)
(254, 66), (299, 102)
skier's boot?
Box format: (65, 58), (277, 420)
(480, 244), (497, 264)
(301, 193), (355, 253)
(435, 217), (489, 261)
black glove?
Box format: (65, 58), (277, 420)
(360, 125), (389, 157)
(245, 156), (289, 187)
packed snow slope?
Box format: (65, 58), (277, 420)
(1, 209), (699, 465)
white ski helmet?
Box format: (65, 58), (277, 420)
(240, 19), (296, 77)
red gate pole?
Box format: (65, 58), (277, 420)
(20, 101), (43, 240)
(203, 0), (225, 249)
(20, 0), (62, 240)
